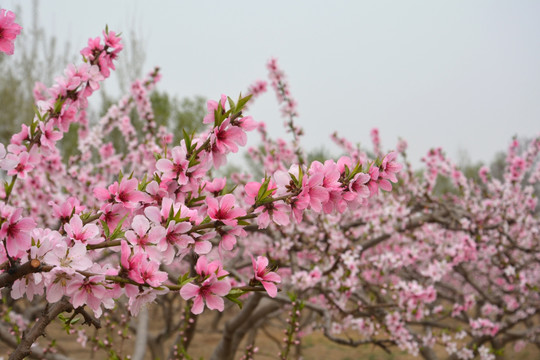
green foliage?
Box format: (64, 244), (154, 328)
(490, 151), (506, 181)
(151, 92), (207, 143)
(307, 146), (332, 163)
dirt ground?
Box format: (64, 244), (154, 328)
(2, 301), (539, 360)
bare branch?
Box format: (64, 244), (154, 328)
(9, 298), (73, 360)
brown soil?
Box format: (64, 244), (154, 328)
(2, 301), (538, 360)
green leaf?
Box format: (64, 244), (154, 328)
(201, 215), (211, 224)
(227, 96), (236, 113)
(263, 188), (275, 199)
(183, 129), (192, 152)
(53, 98), (66, 114)
(227, 288), (246, 297)
(287, 292), (297, 302)
(32, 104), (44, 122)
(100, 220), (110, 238)
(225, 294), (244, 309)
(297, 166), (304, 185)
(214, 101), (224, 126)
(225, 184), (238, 195)
(178, 273), (198, 287)
(289, 172), (298, 185)
(110, 214), (129, 240)
(168, 203), (175, 221)
(236, 94), (253, 111)
(137, 174), (148, 191)
(257, 177), (271, 202)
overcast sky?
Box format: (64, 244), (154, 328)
(4, 1), (540, 167)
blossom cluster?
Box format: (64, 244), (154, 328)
(2, 11), (539, 360)
(0, 24), (400, 331)
(0, 8), (22, 55)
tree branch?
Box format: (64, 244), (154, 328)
(9, 298), (73, 360)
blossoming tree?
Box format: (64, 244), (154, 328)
(1, 9), (539, 360)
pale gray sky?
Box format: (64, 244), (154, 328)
(4, 1), (540, 167)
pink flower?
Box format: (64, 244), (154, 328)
(145, 181), (168, 203)
(0, 143), (16, 171)
(94, 178), (152, 209)
(121, 241), (168, 287)
(195, 255), (229, 278)
(244, 180), (273, 206)
(478, 166), (490, 183)
(125, 215), (165, 261)
(67, 274), (107, 317)
(100, 203), (129, 231)
(343, 172), (370, 207)
(192, 231), (214, 255)
(212, 119), (247, 154)
(99, 142), (115, 158)
(204, 177), (226, 195)
(203, 95), (227, 124)
(11, 274), (44, 301)
(136, 258), (168, 287)
(180, 256), (231, 314)
(159, 220), (193, 264)
(0, 206), (36, 258)
(379, 151), (402, 184)
(43, 241), (93, 272)
(145, 198), (200, 226)
(7, 149), (39, 179)
(103, 29), (123, 50)
(236, 115), (258, 131)
(120, 240), (145, 281)
(206, 194), (246, 227)
(248, 80), (267, 97)
(45, 267), (75, 303)
(367, 165), (380, 196)
(128, 288), (165, 316)
(251, 256), (281, 297)
(64, 215), (101, 244)
(156, 146), (189, 185)
(80, 37), (103, 62)
(298, 172), (329, 213)
(370, 128), (381, 156)
(0, 9), (22, 55)
(49, 197), (85, 223)
(218, 226), (246, 251)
